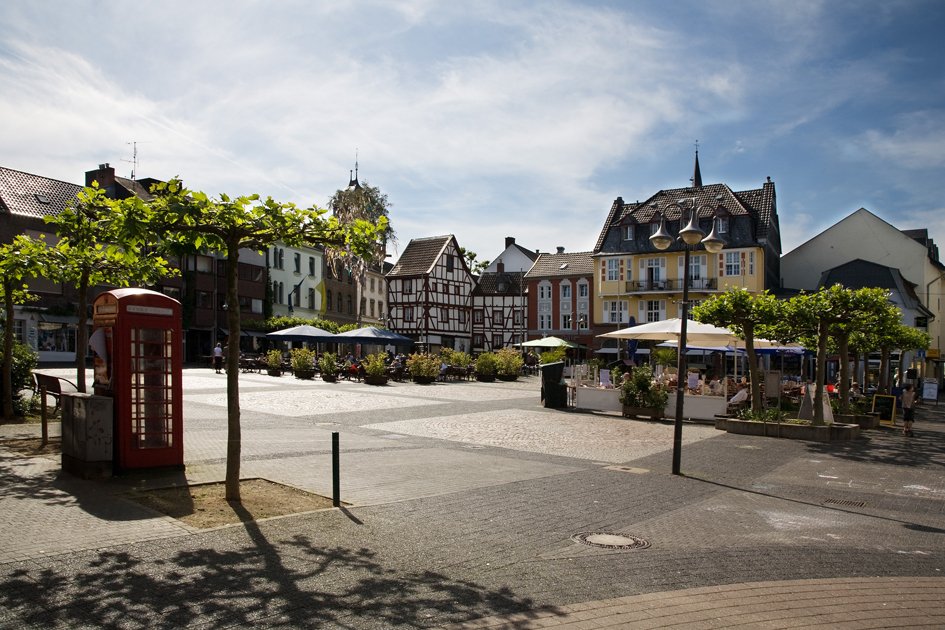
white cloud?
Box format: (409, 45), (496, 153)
(856, 111), (945, 170)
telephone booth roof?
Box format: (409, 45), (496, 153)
(98, 287), (181, 305)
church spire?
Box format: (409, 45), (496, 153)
(347, 151), (362, 191)
(692, 142), (703, 188)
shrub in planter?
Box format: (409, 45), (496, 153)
(362, 352), (389, 385)
(265, 349), (284, 376)
(318, 352), (339, 381)
(494, 348), (523, 380)
(619, 364), (668, 418)
(539, 347), (566, 364)
(6, 337), (37, 417)
(475, 352), (497, 381)
(407, 352), (439, 383)
(290, 347), (317, 379)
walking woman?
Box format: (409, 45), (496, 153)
(901, 383), (917, 437)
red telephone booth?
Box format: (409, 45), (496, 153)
(91, 288), (183, 471)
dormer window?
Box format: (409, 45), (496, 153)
(717, 216), (729, 234)
(624, 225), (635, 240)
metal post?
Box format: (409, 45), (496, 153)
(672, 246), (691, 476)
(332, 431), (340, 507)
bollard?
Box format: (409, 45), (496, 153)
(332, 431), (340, 507)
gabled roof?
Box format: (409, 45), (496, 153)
(525, 251), (594, 278)
(819, 259), (933, 317)
(472, 271), (526, 296)
(508, 242), (539, 263)
(593, 179), (777, 253)
(0, 167), (82, 220)
(388, 235), (456, 277)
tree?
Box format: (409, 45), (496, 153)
(458, 247), (489, 275)
(44, 184), (175, 393)
(0, 236), (51, 420)
(692, 288), (783, 413)
(327, 178), (394, 323)
(115, 180), (385, 501)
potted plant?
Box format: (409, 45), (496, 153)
(362, 352), (389, 385)
(619, 364), (668, 420)
(407, 352), (439, 384)
(290, 347), (317, 379)
(265, 349), (283, 376)
(475, 352), (497, 382)
(494, 348), (523, 381)
(318, 351), (339, 382)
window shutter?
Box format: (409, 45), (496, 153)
(741, 252), (747, 275)
(600, 261), (605, 282)
(659, 300), (666, 321)
(638, 300), (646, 322)
(678, 255), (684, 280)
(619, 258), (624, 281)
(719, 255), (725, 277)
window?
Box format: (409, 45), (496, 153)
(326, 290), (332, 311)
(718, 217), (729, 234)
(338, 295), (343, 313)
(370, 299), (376, 318)
(360, 297), (366, 316)
(378, 302), (385, 320)
(196, 291), (213, 309)
(13, 319), (25, 344)
(446, 255), (455, 272)
(251, 299), (263, 314)
(539, 314), (552, 330)
(689, 254), (706, 281)
(513, 310), (523, 325)
(578, 282), (588, 298)
(624, 225), (635, 240)
(473, 333), (484, 348)
(474, 309), (484, 324)
(192, 255), (213, 273)
(347, 295), (353, 314)
(604, 300), (627, 324)
(278, 282), (285, 305)
(725, 251), (741, 276)
(748, 251), (755, 275)
(538, 281), (552, 300)
(492, 309), (502, 325)
(459, 310), (466, 325)
(370, 277), (375, 292)
(650, 222), (661, 236)
(561, 283), (571, 299)
(403, 279), (413, 295)
(578, 313), (589, 329)
(308, 288), (316, 309)
(404, 306), (415, 322)
(309, 256), (315, 276)
(293, 285), (300, 307)
(492, 334), (503, 349)
(294, 253), (301, 273)
(562, 314), (572, 329)
(645, 299), (664, 322)
(440, 307), (449, 323)
(607, 259), (620, 281)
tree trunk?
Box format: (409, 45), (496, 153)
(3, 283), (15, 421)
(837, 335), (850, 414)
(879, 348), (891, 393)
(813, 322), (828, 425)
(744, 325), (762, 412)
(75, 271), (90, 393)
(224, 246), (242, 502)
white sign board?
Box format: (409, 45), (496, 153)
(922, 378), (938, 403)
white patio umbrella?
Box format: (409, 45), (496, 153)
(519, 336), (579, 349)
(598, 318), (739, 347)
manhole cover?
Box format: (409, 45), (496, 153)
(571, 532), (650, 550)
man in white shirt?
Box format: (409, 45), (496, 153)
(729, 384), (748, 405)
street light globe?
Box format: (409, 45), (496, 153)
(649, 214), (673, 250)
(702, 221), (724, 254)
(679, 212), (705, 246)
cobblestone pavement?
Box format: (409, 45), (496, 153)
(0, 368), (943, 628)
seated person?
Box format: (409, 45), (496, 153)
(728, 383), (749, 405)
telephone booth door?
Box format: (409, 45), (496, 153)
(92, 288), (183, 471)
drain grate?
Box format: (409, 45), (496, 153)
(571, 532), (650, 550)
(823, 498), (866, 508)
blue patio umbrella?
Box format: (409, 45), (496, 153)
(333, 326), (415, 346)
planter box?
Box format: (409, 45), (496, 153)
(294, 369), (316, 380)
(321, 374), (338, 383)
(716, 418), (860, 442)
(267, 368), (282, 377)
(476, 374), (496, 382)
(413, 375), (436, 384)
(364, 374), (388, 386)
(622, 405), (663, 420)
(665, 394), (728, 421)
(497, 374), (518, 382)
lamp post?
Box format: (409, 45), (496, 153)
(649, 198), (724, 475)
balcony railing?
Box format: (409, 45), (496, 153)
(624, 278), (718, 292)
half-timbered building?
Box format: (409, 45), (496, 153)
(386, 235), (475, 352)
(471, 237), (537, 352)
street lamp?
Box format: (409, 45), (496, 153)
(650, 198), (724, 476)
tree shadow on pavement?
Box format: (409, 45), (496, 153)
(803, 426), (945, 468)
(0, 506), (561, 629)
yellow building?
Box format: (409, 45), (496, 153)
(592, 157), (781, 331)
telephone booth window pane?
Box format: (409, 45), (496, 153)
(130, 328), (174, 449)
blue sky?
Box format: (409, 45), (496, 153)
(2, 1), (943, 266)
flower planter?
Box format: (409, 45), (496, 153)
(476, 374), (496, 382)
(715, 417), (860, 442)
(321, 373), (338, 383)
(412, 375), (436, 385)
(294, 369), (315, 380)
(364, 374), (388, 386)
(622, 405), (663, 421)
(497, 374), (518, 382)
(266, 368), (282, 377)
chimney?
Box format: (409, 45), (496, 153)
(86, 163), (116, 188)
(556, 246), (565, 254)
(497, 261), (505, 273)
(505, 236), (515, 249)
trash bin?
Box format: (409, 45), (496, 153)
(61, 392), (114, 479)
(541, 361), (567, 408)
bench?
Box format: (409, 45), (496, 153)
(33, 372), (79, 415)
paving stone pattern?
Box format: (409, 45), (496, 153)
(0, 368), (943, 628)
